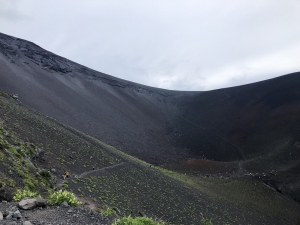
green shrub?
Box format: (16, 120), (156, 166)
(62, 182), (69, 189)
(13, 189), (40, 201)
(99, 207), (117, 216)
(201, 218), (213, 225)
(23, 178), (36, 190)
(0, 151), (4, 161)
(7, 145), (21, 158)
(47, 190), (81, 206)
(112, 216), (165, 225)
(8, 179), (16, 187)
(39, 170), (51, 179)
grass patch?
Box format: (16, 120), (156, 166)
(47, 190), (81, 206)
(0, 151), (4, 161)
(39, 170), (51, 179)
(112, 216), (165, 225)
(13, 189), (40, 201)
(158, 167), (299, 221)
(201, 218), (214, 225)
(99, 207), (117, 216)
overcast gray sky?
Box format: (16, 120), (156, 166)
(1, 0), (300, 91)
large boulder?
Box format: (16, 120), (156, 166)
(18, 197), (47, 210)
(18, 198), (37, 210)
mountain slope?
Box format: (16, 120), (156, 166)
(0, 32), (187, 164)
(0, 32), (300, 202)
(1, 89), (300, 224)
(170, 73), (300, 201)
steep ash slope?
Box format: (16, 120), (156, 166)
(173, 73), (300, 161)
(0, 32), (300, 201)
(0, 32), (187, 164)
(170, 73), (300, 201)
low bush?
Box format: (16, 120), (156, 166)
(13, 189), (40, 201)
(201, 218), (213, 225)
(112, 216), (165, 225)
(47, 190), (81, 206)
(99, 207), (117, 216)
(62, 181), (69, 189)
(39, 170), (51, 178)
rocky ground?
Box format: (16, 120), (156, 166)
(0, 199), (114, 225)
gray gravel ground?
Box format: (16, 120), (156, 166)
(0, 201), (114, 225)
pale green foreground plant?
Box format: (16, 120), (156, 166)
(112, 216), (166, 225)
(13, 189), (40, 201)
(99, 207), (117, 216)
(47, 190), (81, 206)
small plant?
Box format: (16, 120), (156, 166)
(47, 190), (81, 206)
(23, 178), (36, 190)
(13, 189), (40, 201)
(0, 152), (4, 161)
(201, 218), (213, 225)
(39, 170), (51, 179)
(112, 216), (165, 225)
(8, 179), (16, 187)
(99, 207), (117, 216)
(62, 181), (69, 189)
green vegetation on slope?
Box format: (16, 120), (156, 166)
(13, 189), (40, 201)
(47, 190), (81, 206)
(1, 89), (300, 225)
(112, 216), (165, 225)
(0, 114), (52, 196)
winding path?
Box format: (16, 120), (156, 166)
(78, 162), (126, 178)
(56, 162), (126, 188)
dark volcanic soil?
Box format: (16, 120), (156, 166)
(1, 85), (300, 225)
(0, 32), (300, 202)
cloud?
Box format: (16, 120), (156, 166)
(0, 0), (300, 91)
(0, 0), (30, 22)
(188, 42), (300, 90)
